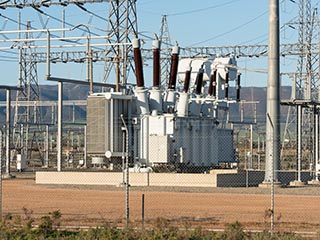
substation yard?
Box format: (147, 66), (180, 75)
(2, 177), (320, 234)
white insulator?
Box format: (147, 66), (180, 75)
(172, 44), (180, 54)
(132, 37), (140, 48)
(149, 88), (163, 114)
(179, 147), (184, 163)
(163, 89), (177, 113)
(135, 87), (150, 115)
(176, 92), (189, 117)
(151, 109), (158, 116)
(152, 39), (160, 49)
(16, 153), (26, 171)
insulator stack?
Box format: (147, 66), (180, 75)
(236, 73), (241, 101)
(152, 39), (161, 88)
(195, 67), (204, 95)
(168, 45), (180, 90)
(132, 38), (144, 88)
(224, 71), (229, 99)
(208, 69), (217, 97)
(183, 66), (192, 93)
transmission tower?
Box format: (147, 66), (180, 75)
(282, 0), (320, 171)
(103, 0), (138, 91)
(13, 21), (42, 163)
(159, 15), (172, 87)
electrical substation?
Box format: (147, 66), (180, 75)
(0, 0), (319, 187)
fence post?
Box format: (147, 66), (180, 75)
(267, 113), (275, 234)
(142, 193), (145, 230)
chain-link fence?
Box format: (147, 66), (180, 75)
(0, 118), (320, 236)
(2, 171), (320, 234)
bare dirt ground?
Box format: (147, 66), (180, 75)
(2, 177), (320, 233)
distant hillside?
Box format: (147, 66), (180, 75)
(230, 86), (291, 123)
(0, 85), (292, 124)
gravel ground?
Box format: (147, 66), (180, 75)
(32, 181), (320, 196)
(2, 178), (320, 233)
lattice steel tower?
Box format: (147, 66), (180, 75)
(159, 15), (172, 87)
(103, 0), (138, 91)
(282, 0), (320, 170)
(14, 21), (42, 161)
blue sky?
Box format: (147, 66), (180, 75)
(0, 0), (319, 88)
(138, 0), (270, 46)
(137, 0), (309, 87)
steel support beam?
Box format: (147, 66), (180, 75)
(21, 42), (320, 64)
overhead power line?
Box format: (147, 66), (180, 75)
(166, 0), (241, 17)
(0, 0), (110, 9)
(189, 10), (268, 46)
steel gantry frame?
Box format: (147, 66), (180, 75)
(281, 0), (320, 181)
(103, 0), (138, 91)
(13, 21), (43, 163)
(159, 15), (172, 87)
(0, 42), (312, 65)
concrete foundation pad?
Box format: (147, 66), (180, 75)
(209, 169), (238, 174)
(116, 182), (129, 188)
(2, 173), (15, 179)
(36, 171), (315, 188)
(258, 181), (282, 188)
(307, 179), (320, 185)
(36, 171), (218, 187)
(289, 180), (306, 187)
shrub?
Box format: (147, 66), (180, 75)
(223, 221), (246, 240)
(0, 213), (308, 240)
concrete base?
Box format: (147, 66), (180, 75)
(307, 179), (320, 185)
(117, 182), (129, 188)
(36, 171), (218, 187)
(258, 181), (282, 188)
(2, 173), (15, 179)
(289, 180), (306, 187)
(209, 169), (238, 174)
(36, 170), (315, 188)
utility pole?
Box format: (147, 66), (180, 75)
(261, 0), (280, 186)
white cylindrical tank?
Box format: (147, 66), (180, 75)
(163, 89), (177, 113)
(178, 59), (212, 88)
(139, 116), (149, 165)
(92, 157), (104, 165)
(16, 154), (26, 171)
(149, 88), (163, 114)
(176, 92), (189, 117)
(135, 87), (150, 115)
(212, 56), (237, 81)
(211, 57), (236, 101)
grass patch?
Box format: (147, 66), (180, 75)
(0, 210), (307, 239)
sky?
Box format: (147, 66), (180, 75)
(0, 0), (319, 88)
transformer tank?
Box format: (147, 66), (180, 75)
(86, 38), (240, 171)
